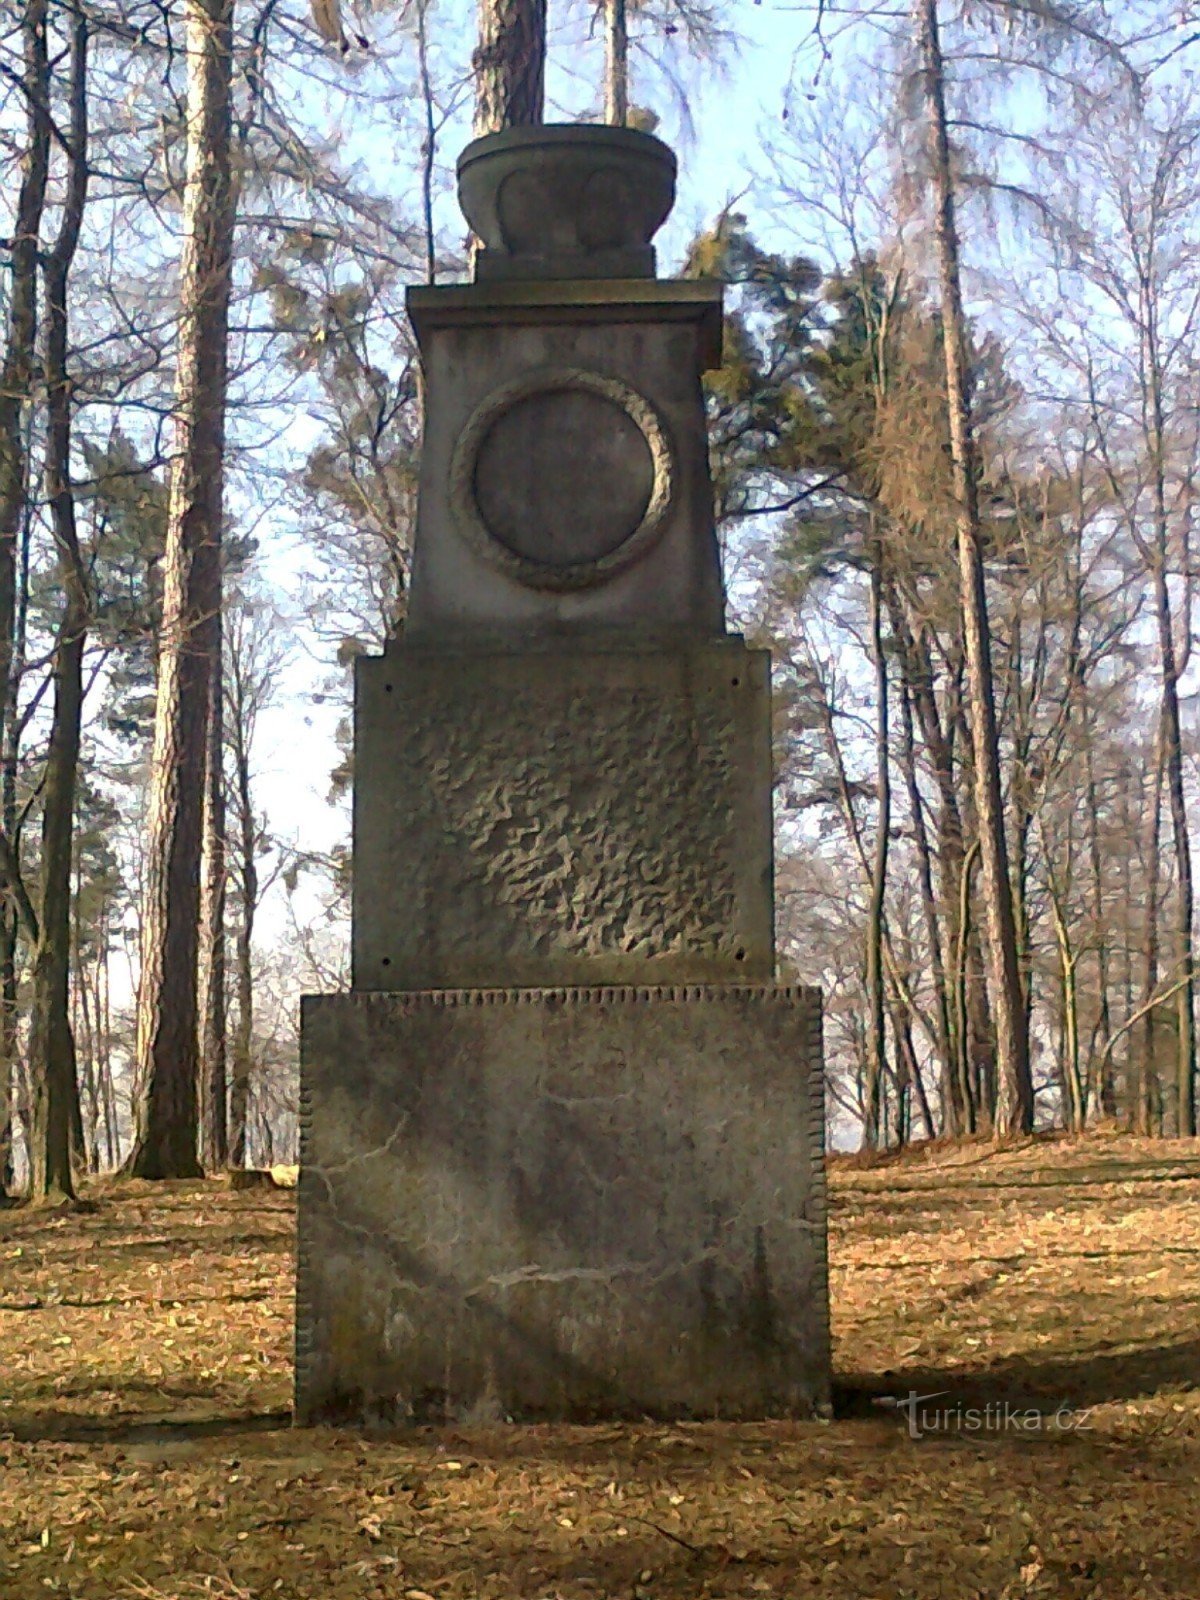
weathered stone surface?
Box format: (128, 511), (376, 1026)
(352, 643), (774, 991)
(295, 985), (829, 1425)
(403, 282), (725, 643)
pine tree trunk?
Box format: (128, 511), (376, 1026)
(604, 0), (628, 126)
(29, 12), (89, 1206)
(915, 0), (1033, 1138)
(473, 0), (546, 133)
(199, 636), (228, 1170)
(128, 0), (234, 1179)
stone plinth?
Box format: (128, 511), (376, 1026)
(352, 642), (774, 991)
(295, 985), (830, 1425)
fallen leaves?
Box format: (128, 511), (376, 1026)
(0, 1137), (1197, 1597)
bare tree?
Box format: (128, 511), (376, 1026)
(913, 0), (1033, 1136)
(224, 598), (287, 1167)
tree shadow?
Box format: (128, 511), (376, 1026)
(834, 1333), (1200, 1417)
(4, 1407), (292, 1445)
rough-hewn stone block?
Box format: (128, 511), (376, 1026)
(295, 985), (829, 1425)
(352, 643), (774, 990)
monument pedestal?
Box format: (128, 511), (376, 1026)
(293, 123), (831, 1426)
(295, 985), (829, 1424)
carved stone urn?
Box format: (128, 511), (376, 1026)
(457, 123), (677, 280)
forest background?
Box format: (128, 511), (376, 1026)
(3, 0), (1200, 1199)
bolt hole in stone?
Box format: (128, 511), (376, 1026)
(735, 948), (746, 961)
(384, 683), (393, 693)
(381, 957), (392, 967)
(731, 676), (740, 687)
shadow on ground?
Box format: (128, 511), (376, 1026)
(835, 1334), (1200, 1416)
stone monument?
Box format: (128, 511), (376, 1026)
(295, 124), (831, 1424)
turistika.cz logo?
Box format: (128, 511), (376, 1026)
(876, 1390), (1094, 1440)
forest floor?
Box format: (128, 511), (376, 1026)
(1, 1131), (1199, 1599)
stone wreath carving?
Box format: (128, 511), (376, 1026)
(449, 365), (676, 592)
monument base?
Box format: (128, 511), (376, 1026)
(295, 985), (830, 1425)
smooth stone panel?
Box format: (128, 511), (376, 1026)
(294, 985), (830, 1425)
(351, 643), (774, 991)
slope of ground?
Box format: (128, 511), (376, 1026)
(1, 1132), (1198, 1599)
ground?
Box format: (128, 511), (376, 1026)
(1, 1132), (1198, 1599)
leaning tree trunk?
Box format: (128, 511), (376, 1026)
(473, 0), (546, 132)
(128, 0), (235, 1179)
(29, 12), (89, 1206)
(915, 0), (1033, 1138)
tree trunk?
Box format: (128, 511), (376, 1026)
(473, 0), (546, 132)
(199, 636), (228, 1170)
(862, 559), (890, 1149)
(894, 646), (952, 1133)
(1152, 573), (1196, 1137)
(1085, 736), (1115, 1119)
(915, 0), (1033, 1138)
(604, 0), (628, 126)
(230, 701), (256, 1169)
(0, 0), (49, 751)
(29, 12), (89, 1206)
(128, 0), (235, 1179)
(890, 600), (972, 1131)
(1138, 728), (1164, 1135)
(0, 8), (50, 1185)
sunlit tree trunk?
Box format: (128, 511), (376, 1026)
(129, 0), (234, 1178)
(915, 0), (1033, 1137)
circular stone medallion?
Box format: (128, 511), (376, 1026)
(450, 367), (675, 591)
